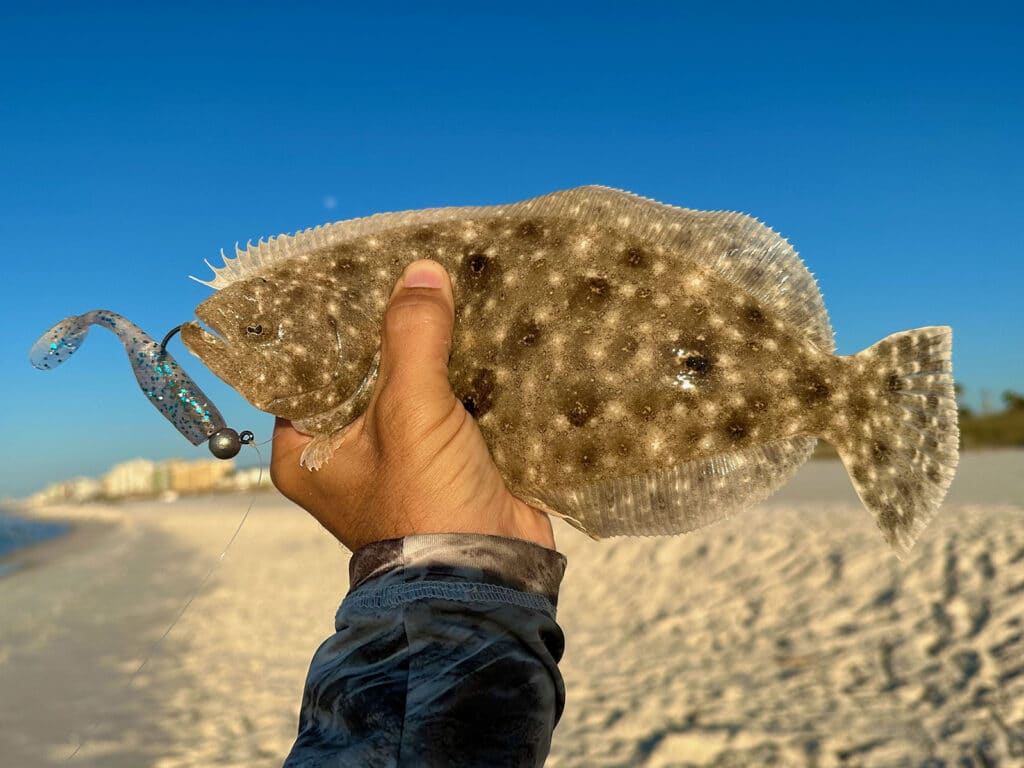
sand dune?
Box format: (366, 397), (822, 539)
(1, 452), (1022, 767)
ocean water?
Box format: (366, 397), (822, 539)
(0, 510), (70, 570)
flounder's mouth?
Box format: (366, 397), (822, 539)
(179, 318), (234, 383)
(190, 316), (228, 348)
(179, 319), (226, 351)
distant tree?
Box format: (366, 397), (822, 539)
(1002, 390), (1024, 412)
(981, 389), (994, 415)
(954, 381), (973, 418)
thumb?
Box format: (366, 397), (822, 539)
(376, 259), (457, 419)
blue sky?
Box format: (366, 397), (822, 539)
(1, 3), (1020, 498)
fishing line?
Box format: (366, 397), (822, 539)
(64, 441), (266, 763)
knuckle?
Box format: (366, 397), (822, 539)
(384, 298), (449, 337)
(374, 380), (410, 420)
(374, 386), (462, 454)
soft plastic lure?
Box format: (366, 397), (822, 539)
(30, 309), (249, 458)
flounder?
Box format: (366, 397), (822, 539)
(181, 186), (959, 557)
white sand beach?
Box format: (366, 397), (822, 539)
(1, 452), (1022, 767)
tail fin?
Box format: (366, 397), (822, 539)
(834, 326), (959, 559)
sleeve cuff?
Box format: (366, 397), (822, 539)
(347, 532), (568, 609)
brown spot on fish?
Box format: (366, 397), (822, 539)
(800, 376), (831, 404)
(461, 251), (499, 290)
(887, 374), (901, 392)
(848, 393), (871, 419)
(685, 355), (710, 374)
(878, 504), (900, 535)
(635, 403), (655, 422)
(622, 245), (650, 269)
(565, 391), (601, 427)
(683, 427), (703, 446)
(516, 220), (544, 240)
(570, 276), (614, 312)
(411, 227), (437, 244)
(619, 335), (639, 354)
(725, 417), (750, 444)
(872, 440), (890, 463)
(513, 318), (542, 347)
(894, 477), (916, 499)
(459, 367), (497, 418)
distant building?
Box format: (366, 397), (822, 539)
(161, 459), (234, 494)
(66, 477), (103, 502)
(28, 483), (66, 507)
(224, 466), (273, 491)
(28, 455), (258, 506)
(103, 459), (156, 498)
(26, 476), (103, 506)
(152, 462), (175, 494)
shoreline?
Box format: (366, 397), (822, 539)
(0, 513), (118, 579)
(4, 447), (1022, 578)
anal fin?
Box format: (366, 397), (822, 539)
(530, 436), (817, 538)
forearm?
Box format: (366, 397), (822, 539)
(283, 533), (568, 768)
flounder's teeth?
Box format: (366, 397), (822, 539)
(198, 327), (220, 345)
(192, 317), (226, 346)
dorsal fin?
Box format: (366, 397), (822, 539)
(192, 185), (834, 353)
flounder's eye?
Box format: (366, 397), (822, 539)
(246, 324), (263, 336)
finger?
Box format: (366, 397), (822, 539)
(376, 259), (457, 420)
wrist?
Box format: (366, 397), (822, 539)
(501, 498), (556, 551)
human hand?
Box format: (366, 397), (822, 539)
(270, 259), (556, 553)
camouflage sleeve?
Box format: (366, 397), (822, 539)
(282, 532), (569, 768)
